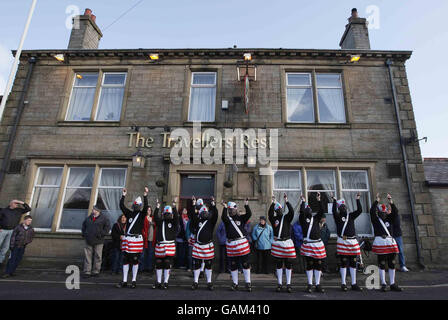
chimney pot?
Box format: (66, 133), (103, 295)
(351, 8), (359, 19)
(84, 8), (92, 16)
(91, 14), (96, 22)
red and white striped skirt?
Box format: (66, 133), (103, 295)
(372, 236), (399, 255)
(192, 242), (215, 260)
(337, 237), (361, 256)
(226, 238), (250, 257)
(300, 240), (327, 259)
(155, 240), (176, 258)
(121, 235), (144, 254)
(271, 239), (297, 259)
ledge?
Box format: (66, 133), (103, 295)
(285, 123), (352, 129)
(57, 121), (121, 127)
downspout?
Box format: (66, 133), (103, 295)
(0, 56), (36, 191)
(386, 59), (425, 269)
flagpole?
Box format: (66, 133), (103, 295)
(0, 0), (38, 121)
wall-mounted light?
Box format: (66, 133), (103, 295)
(132, 150), (145, 168)
(244, 53), (252, 61)
(149, 53), (159, 60)
(54, 54), (65, 62)
(350, 55), (361, 63)
(247, 155), (257, 167)
(76, 74), (83, 79)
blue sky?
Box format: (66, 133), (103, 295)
(0, 0), (446, 157)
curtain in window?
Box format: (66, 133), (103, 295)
(97, 169), (126, 225)
(189, 87), (215, 122)
(287, 88), (314, 122)
(273, 171), (301, 223)
(31, 168), (63, 229)
(66, 87), (96, 121)
(96, 87), (124, 121)
(60, 168), (94, 230)
(307, 170), (335, 217)
(317, 88), (345, 123)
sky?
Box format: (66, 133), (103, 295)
(0, 0), (447, 157)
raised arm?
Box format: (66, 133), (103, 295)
(351, 194), (363, 219)
(370, 193), (380, 223)
(298, 195), (306, 224)
(388, 194), (399, 222)
(119, 189), (132, 217)
(243, 198), (252, 223)
(172, 197), (179, 222)
(142, 187), (149, 214)
(268, 196), (275, 223)
(209, 197), (218, 225)
(221, 202), (230, 224)
(153, 199), (161, 224)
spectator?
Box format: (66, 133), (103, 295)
(111, 214), (126, 274)
(175, 208), (190, 269)
(140, 206), (156, 273)
(216, 221), (229, 273)
(2, 215), (34, 278)
(252, 216), (274, 274)
(81, 206), (110, 277)
(291, 221), (304, 273)
(319, 217), (331, 273)
(392, 204), (409, 272)
(0, 200), (31, 265)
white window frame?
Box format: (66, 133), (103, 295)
(94, 72), (127, 121)
(339, 169), (373, 237)
(188, 72), (217, 122)
(29, 166), (64, 232)
(56, 167), (95, 233)
(316, 73), (346, 124)
(65, 72), (99, 122)
(286, 72), (315, 123)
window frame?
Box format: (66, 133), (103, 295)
(93, 72), (128, 122)
(285, 73), (315, 123)
(315, 73), (346, 124)
(188, 71), (217, 123)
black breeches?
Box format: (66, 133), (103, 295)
(338, 255), (357, 268)
(275, 258), (294, 270)
(155, 257), (173, 270)
(230, 255), (250, 271)
(377, 253), (396, 270)
(305, 257), (323, 271)
(123, 252), (141, 265)
(193, 258), (213, 270)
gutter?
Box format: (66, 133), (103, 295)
(0, 56), (36, 191)
(386, 59), (425, 269)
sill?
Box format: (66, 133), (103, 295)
(285, 122), (351, 129)
(57, 121), (121, 127)
(183, 121), (217, 127)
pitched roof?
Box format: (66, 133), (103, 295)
(424, 158), (448, 186)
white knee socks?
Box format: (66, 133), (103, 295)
(314, 270), (321, 285)
(285, 269), (292, 285)
(132, 264), (139, 282)
(379, 269), (386, 285)
(389, 269), (396, 285)
(164, 269), (170, 283)
(122, 264), (129, 282)
(276, 269), (283, 285)
(243, 268), (251, 283)
(306, 270), (313, 285)
(231, 270), (238, 285)
(205, 268), (212, 283)
(200, 261), (205, 272)
(349, 267), (357, 285)
(194, 268), (201, 283)
(340, 267), (347, 285)
(156, 269), (163, 283)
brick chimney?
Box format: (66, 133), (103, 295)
(68, 8), (103, 49)
(339, 8), (370, 50)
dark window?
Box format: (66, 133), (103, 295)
(387, 164), (402, 178)
(8, 160), (23, 174)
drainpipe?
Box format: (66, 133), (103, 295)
(0, 56), (36, 191)
(386, 59), (425, 269)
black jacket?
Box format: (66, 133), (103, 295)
(81, 213), (111, 246)
(120, 195), (148, 235)
(111, 222), (126, 249)
(221, 205), (252, 240)
(0, 204), (31, 230)
(332, 199), (362, 238)
(154, 206), (179, 242)
(268, 201), (295, 240)
(299, 200), (324, 241)
(370, 201), (399, 237)
(10, 224), (34, 248)
(190, 204), (218, 244)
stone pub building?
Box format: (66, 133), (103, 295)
(0, 8), (442, 268)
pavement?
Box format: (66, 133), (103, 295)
(1, 266), (448, 300)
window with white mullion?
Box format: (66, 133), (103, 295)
(65, 72), (99, 121)
(95, 72), (127, 121)
(316, 73), (346, 123)
(188, 72), (216, 122)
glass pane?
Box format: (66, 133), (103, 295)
(316, 74), (341, 87)
(274, 171), (301, 190)
(66, 87), (96, 121)
(189, 87), (215, 122)
(192, 73), (215, 85)
(31, 187), (59, 229)
(67, 168), (94, 187)
(74, 73), (98, 87)
(103, 73), (126, 85)
(180, 175), (215, 198)
(95, 87), (124, 121)
(36, 168), (63, 186)
(287, 74), (311, 86)
(354, 213), (373, 235)
(307, 170), (335, 191)
(342, 191), (369, 213)
(60, 188), (91, 230)
(96, 188), (122, 227)
(99, 168), (126, 187)
(287, 88), (314, 122)
(341, 171), (368, 190)
(318, 88), (345, 123)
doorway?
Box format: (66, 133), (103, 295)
(179, 174), (216, 212)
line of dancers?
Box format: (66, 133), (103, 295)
(115, 187), (402, 292)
